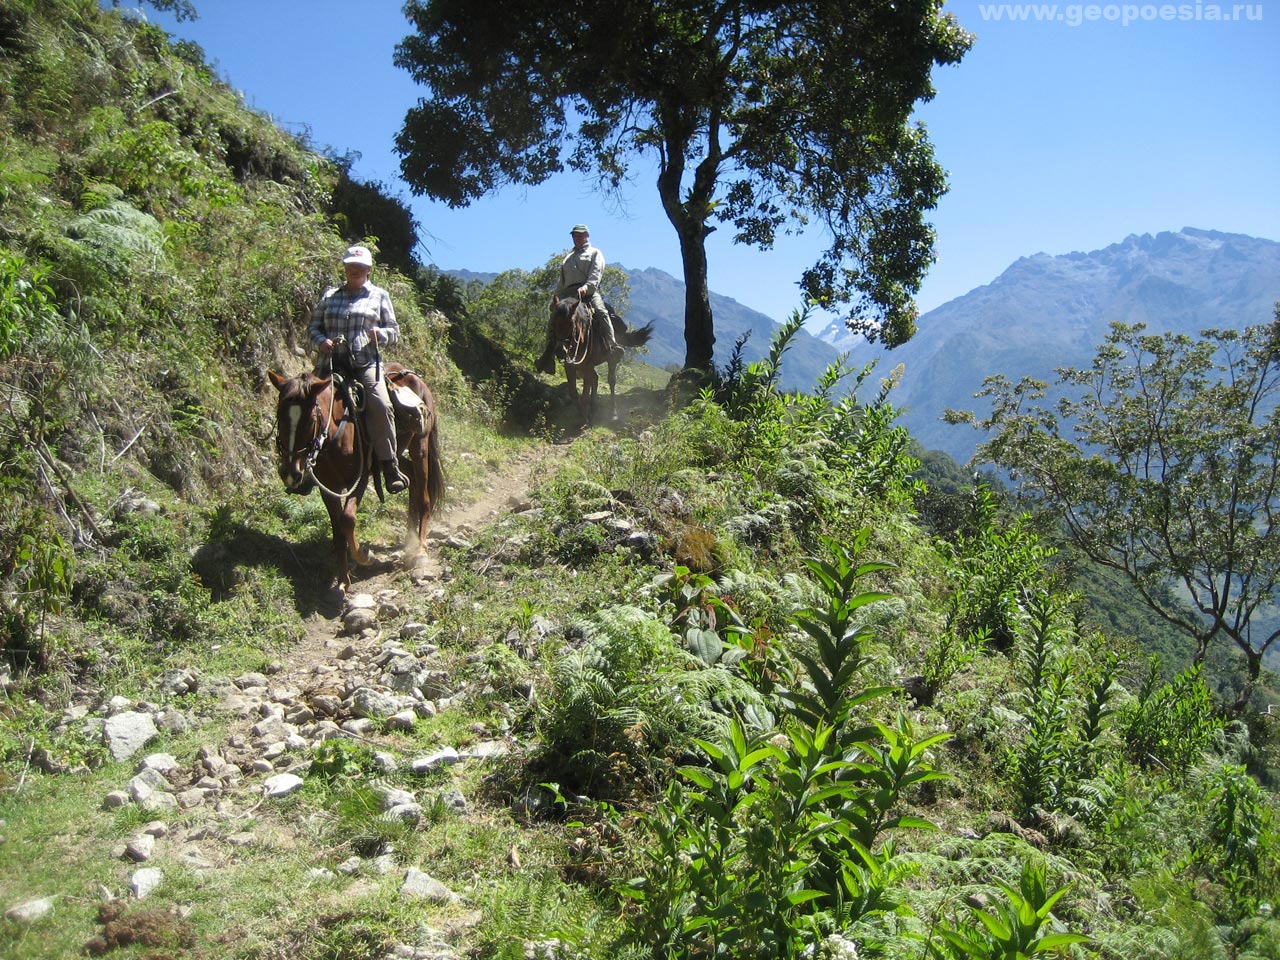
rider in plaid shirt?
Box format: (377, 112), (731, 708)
(308, 245), (408, 493)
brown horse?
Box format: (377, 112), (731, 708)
(549, 297), (654, 424)
(268, 364), (445, 588)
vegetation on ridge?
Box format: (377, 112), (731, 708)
(0, 4), (1278, 959)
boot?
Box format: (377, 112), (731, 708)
(381, 458), (408, 494)
(598, 310), (623, 361)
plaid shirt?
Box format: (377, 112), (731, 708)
(308, 281), (399, 365)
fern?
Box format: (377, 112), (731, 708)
(64, 198), (165, 273)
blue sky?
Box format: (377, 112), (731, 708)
(133, 1), (1278, 327)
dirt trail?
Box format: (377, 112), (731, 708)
(287, 441), (567, 664)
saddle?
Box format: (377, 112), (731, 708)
(322, 365), (428, 452)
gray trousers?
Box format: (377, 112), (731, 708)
(349, 362), (398, 463)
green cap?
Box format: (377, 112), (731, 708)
(570, 223), (590, 234)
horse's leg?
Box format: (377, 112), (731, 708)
(346, 494), (370, 566)
(567, 368), (582, 421)
(579, 366), (596, 425)
(607, 358), (619, 421)
(322, 492), (353, 588)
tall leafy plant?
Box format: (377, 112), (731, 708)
(620, 536), (948, 957)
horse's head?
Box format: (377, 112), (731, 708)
(268, 370), (333, 495)
(549, 296), (591, 364)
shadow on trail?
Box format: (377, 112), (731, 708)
(190, 519), (397, 621)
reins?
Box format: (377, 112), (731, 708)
(564, 302), (592, 366)
(301, 379), (366, 500)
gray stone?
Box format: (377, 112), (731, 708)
(350, 687), (400, 719)
(102, 791), (130, 810)
(262, 773), (304, 798)
(400, 868), (458, 903)
(462, 740), (512, 760)
(129, 868), (163, 900)
(155, 710), (190, 735)
(127, 768), (171, 805)
(384, 803), (423, 825)
(137, 753), (180, 775)
(440, 789), (467, 814)
(310, 694), (342, 717)
(387, 711), (417, 731)
(157, 669), (198, 696)
(342, 608), (378, 633)
(4, 896), (53, 923)
(124, 835), (155, 862)
(374, 786), (417, 810)
(138, 792), (178, 813)
(410, 748), (460, 775)
(104, 711), (159, 762)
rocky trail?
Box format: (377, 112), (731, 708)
(6, 443), (572, 957)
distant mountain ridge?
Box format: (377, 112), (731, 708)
(822, 227), (1280, 463)
(446, 228), (1280, 461)
(445, 264), (841, 393)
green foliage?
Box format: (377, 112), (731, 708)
(532, 605), (762, 798)
(396, 0), (972, 363)
(955, 315), (1280, 704)
(620, 538), (949, 957)
(1184, 763), (1280, 914)
(927, 860), (1091, 959)
(1120, 661), (1224, 775)
(941, 482), (1055, 648)
(712, 309), (924, 550)
(0, 249), (61, 360)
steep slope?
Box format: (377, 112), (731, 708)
(819, 228), (1280, 462)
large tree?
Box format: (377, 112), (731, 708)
(393, 1), (970, 370)
(951, 315), (1280, 709)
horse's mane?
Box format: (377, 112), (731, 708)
(276, 371), (329, 402)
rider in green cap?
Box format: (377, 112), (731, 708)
(535, 224), (621, 374)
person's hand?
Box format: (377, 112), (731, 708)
(374, 327), (388, 345)
(319, 338), (334, 354)
(577, 285), (589, 299)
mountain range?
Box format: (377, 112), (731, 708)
(836, 227), (1280, 463)
(447, 228), (1280, 464)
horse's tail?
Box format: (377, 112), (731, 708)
(426, 417), (446, 510)
(619, 320), (655, 349)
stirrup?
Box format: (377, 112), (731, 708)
(382, 460), (408, 494)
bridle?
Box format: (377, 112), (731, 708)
(276, 377), (365, 499)
(556, 300), (592, 366)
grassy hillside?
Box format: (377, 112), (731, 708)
(1, 4), (1278, 959)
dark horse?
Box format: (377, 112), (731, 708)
(268, 364), (445, 588)
(549, 297), (654, 424)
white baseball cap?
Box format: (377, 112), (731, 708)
(341, 245), (373, 267)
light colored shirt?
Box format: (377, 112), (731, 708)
(308, 281), (399, 364)
(557, 244), (605, 300)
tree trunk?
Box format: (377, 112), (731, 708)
(1231, 647), (1261, 713)
(655, 119), (717, 373)
(677, 222), (714, 371)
